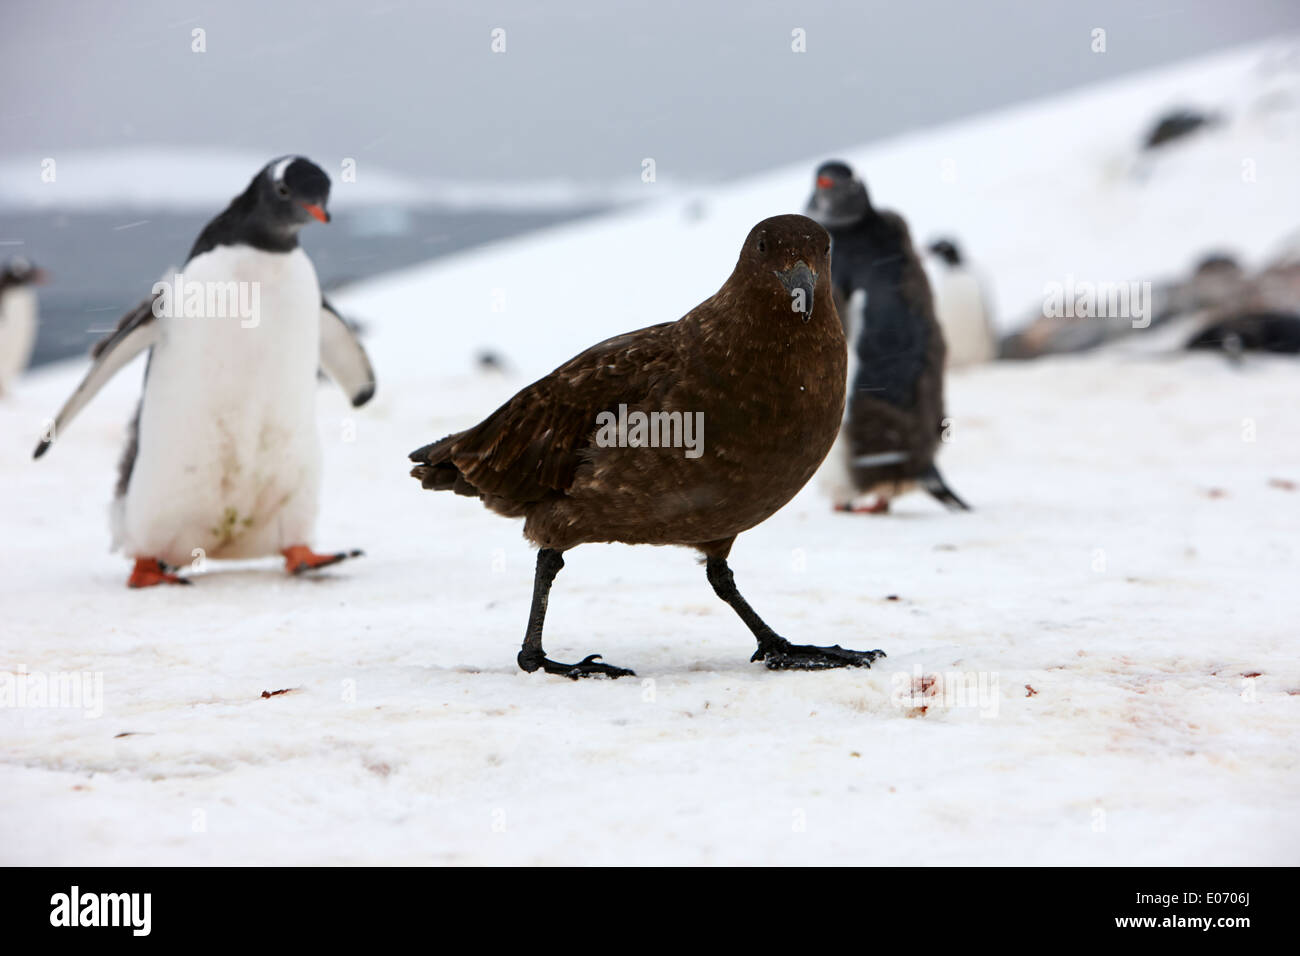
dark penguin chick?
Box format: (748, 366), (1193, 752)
(1181, 254), (1300, 357)
(805, 161), (969, 514)
(1187, 311), (1300, 355)
(411, 214), (882, 678)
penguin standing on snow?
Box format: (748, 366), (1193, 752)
(34, 156), (376, 588)
(0, 257), (47, 395)
(924, 238), (998, 368)
(805, 160), (969, 515)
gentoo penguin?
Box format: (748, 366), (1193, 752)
(0, 257), (47, 396)
(411, 215), (882, 676)
(34, 156), (376, 588)
(1000, 252), (1248, 360)
(1187, 311), (1300, 354)
(1185, 254), (1300, 356)
(805, 160), (969, 515)
(924, 238), (997, 368)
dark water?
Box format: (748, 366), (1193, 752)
(5, 205), (605, 368)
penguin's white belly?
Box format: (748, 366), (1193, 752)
(118, 246), (323, 564)
(933, 271), (995, 368)
(0, 287), (38, 391)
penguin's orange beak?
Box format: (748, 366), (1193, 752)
(302, 203), (330, 224)
(816, 175), (834, 189)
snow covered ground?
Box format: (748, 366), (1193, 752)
(2, 42), (1298, 866)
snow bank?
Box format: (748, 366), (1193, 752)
(0, 146), (648, 212)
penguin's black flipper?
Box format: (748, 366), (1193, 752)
(320, 298), (377, 407)
(920, 464), (971, 511)
(33, 294), (160, 458)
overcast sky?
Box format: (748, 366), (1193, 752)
(5, 0), (1297, 185)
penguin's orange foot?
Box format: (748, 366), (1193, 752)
(833, 498), (891, 515)
(282, 545), (363, 576)
(128, 557), (191, 589)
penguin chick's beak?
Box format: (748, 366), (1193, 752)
(302, 202), (331, 224)
(776, 261), (816, 322)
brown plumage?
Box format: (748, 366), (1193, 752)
(410, 214), (884, 677)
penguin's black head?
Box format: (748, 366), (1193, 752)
(258, 156), (332, 230)
(927, 238), (963, 267)
(1, 256), (49, 287)
(805, 160), (871, 229)
(1194, 252), (1240, 276)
